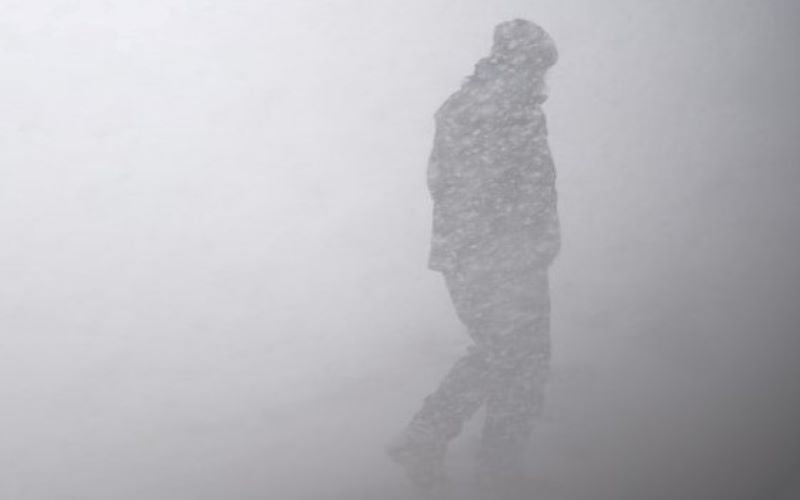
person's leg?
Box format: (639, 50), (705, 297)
(386, 342), (495, 493)
(475, 268), (551, 497)
(387, 268), (495, 492)
(477, 342), (549, 497)
(401, 267), (503, 439)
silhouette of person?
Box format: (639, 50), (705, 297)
(388, 19), (560, 498)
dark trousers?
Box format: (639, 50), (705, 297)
(410, 265), (551, 484)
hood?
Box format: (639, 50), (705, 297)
(490, 19), (558, 70)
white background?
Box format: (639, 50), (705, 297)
(2, 1), (799, 498)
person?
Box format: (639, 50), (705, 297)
(387, 19), (560, 499)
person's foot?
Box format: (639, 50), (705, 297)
(386, 424), (449, 498)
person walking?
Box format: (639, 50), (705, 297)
(388, 19), (561, 499)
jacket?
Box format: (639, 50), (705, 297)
(426, 74), (561, 273)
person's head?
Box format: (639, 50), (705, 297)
(472, 19), (558, 83)
(491, 19), (557, 67)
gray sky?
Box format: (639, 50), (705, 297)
(1, 1), (799, 499)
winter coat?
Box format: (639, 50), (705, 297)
(426, 73), (561, 273)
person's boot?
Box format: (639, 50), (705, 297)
(386, 422), (449, 498)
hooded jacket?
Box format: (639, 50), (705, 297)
(427, 20), (560, 273)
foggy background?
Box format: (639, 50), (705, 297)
(1, 1), (799, 499)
